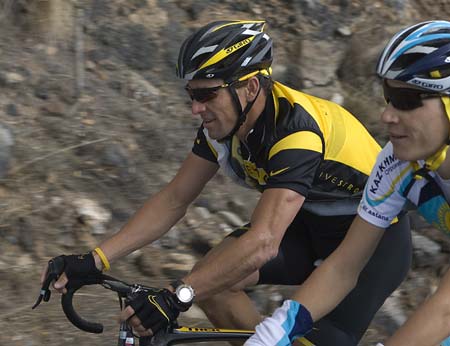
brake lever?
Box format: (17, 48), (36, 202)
(102, 279), (133, 296)
(32, 256), (65, 309)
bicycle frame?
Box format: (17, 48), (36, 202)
(142, 326), (253, 346)
(146, 327), (315, 346)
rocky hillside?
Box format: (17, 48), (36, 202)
(1, 1), (450, 345)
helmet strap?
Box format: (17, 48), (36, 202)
(412, 145), (449, 179)
(442, 96), (450, 143)
(218, 82), (262, 142)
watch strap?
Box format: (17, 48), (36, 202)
(170, 279), (185, 292)
(169, 279), (193, 311)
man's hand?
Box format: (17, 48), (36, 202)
(120, 288), (189, 337)
(39, 253), (102, 294)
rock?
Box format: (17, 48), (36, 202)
(302, 79), (315, 89)
(124, 71), (160, 105)
(299, 40), (343, 86)
(412, 230), (443, 268)
(336, 26), (352, 37)
(101, 142), (136, 182)
(88, 0), (113, 21)
(193, 198), (212, 210)
(40, 101), (66, 117)
(385, 0), (408, 11)
(158, 225), (182, 249)
(218, 222), (233, 234)
(72, 197), (112, 235)
(5, 104), (19, 116)
(187, 226), (219, 255)
(133, 247), (163, 277)
(86, 60), (96, 71)
(0, 124), (13, 179)
(98, 58), (119, 71)
(194, 206), (212, 219)
(34, 85), (49, 100)
(162, 251), (197, 278)
(331, 92), (345, 105)
(217, 210), (245, 227)
(400, 271), (435, 307)
(94, 23), (157, 70)
(271, 64), (288, 81)
(3, 72), (26, 85)
(86, 48), (110, 63)
(102, 143), (130, 168)
(0, 259), (7, 271)
(16, 253), (33, 268)
(17, 217), (34, 252)
(108, 80), (122, 91)
(46, 46), (58, 56)
(376, 290), (407, 333)
(226, 198), (248, 217)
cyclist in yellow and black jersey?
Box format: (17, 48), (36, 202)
(41, 20), (412, 346)
(193, 80), (379, 217)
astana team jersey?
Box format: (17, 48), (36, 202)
(192, 81), (381, 216)
(359, 142), (450, 233)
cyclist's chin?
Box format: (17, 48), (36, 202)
(207, 127), (230, 141)
(393, 144), (430, 162)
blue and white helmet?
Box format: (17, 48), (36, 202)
(377, 20), (450, 95)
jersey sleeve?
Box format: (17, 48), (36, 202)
(264, 130), (323, 197)
(358, 144), (407, 228)
(192, 126), (219, 164)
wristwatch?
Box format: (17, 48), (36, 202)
(170, 280), (195, 307)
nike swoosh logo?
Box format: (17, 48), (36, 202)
(269, 167), (290, 176)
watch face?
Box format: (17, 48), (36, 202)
(177, 285), (194, 303)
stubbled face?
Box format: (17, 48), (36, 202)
(380, 80), (449, 161)
(187, 79), (244, 140)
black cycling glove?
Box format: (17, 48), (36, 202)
(128, 287), (190, 333)
(56, 253), (103, 288)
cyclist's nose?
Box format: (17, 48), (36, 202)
(381, 104), (400, 124)
(192, 99), (206, 115)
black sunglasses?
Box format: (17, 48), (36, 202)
(185, 83), (229, 103)
(382, 81), (442, 110)
(185, 80), (248, 103)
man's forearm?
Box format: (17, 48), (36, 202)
(95, 189), (188, 266)
(183, 188), (303, 300)
(291, 252), (358, 321)
(184, 227), (274, 300)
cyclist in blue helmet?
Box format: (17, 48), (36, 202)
(246, 20), (450, 346)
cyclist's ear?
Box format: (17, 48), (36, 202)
(246, 76), (261, 102)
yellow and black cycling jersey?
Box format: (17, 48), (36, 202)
(193, 81), (381, 216)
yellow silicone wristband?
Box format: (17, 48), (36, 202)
(94, 247), (110, 271)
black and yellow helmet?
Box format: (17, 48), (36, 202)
(176, 20), (272, 83)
